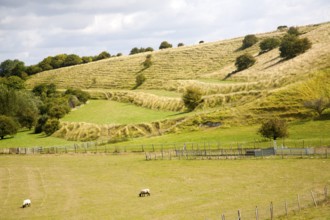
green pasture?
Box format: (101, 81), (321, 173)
(0, 155), (329, 219)
(62, 100), (182, 125)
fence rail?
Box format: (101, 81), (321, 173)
(217, 186), (328, 220)
(0, 141), (329, 159)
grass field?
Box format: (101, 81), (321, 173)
(0, 155), (329, 219)
(62, 100), (181, 125)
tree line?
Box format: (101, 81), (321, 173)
(0, 78), (90, 139)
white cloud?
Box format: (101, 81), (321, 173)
(0, 0), (329, 65)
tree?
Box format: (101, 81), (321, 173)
(0, 115), (19, 139)
(242, 34), (258, 49)
(178, 43), (184, 47)
(0, 76), (25, 90)
(235, 53), (256, 71)
(26, 65), (42, 75)
(130, 47), (140, 55)
(259, 37), (281, 52)
(159, 41), (173, 49)
(38, 56), (53, 71)
(258, 118), (288, 141)
(42, 118), (60, 136)
(82, 56), (93, 63)
(34, 115), (48, 134)
(96, 51), (111, 60)
(0, 59), (26, 77)
(63, 54), (82, 67)
(182, 87), (203, 112)
(279, 34), (311, 59)
(64, 88), (90, 104)
(50, 54), (67, 68)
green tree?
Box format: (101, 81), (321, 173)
(182, 87), (203, 112)
(258, 118), (288, 141)
(50, 54), (68, 68)
(38, 56), (53, 71)
(26, 65), (42, 75)
(0, 59), (26, 77)
(96, 51), (111, 60)
(82, 56), (93, 63)
(130, 47), (140, 55)
(65, 88), (90, 104)
(0, 76), (25, 90)
(242, 34), (258, 49)
(279, 34), (312, 59)
(0, 115), (19, 139)
(259, 37), (281, 52)
(63, 54), (83, 66)
(15, 91), (40, 129)
(159, 41), (173, 49)
(178, 43), (184, 47)
(235, 53), (256, 71)
(42, 118), (60, 136)
(34, 115), (48, 134)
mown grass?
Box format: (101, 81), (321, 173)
(62, 100), (181, 125)
(0, 155), (329, 219)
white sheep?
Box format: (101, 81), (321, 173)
(139, 189), (150, 197)
(22, 199), (31, 208)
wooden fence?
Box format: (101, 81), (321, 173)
(217, 186), (328, 220)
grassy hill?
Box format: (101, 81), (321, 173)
(24, 22), (330, 142)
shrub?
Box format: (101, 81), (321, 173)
(279, 34), (312, 59)
(0, 115), (19, 139)
(259, 37), (281, 52)
(182, 87), (203, 112)
(178, 43), (184, 47)
(258, 118), (288, 140)
(242, 34), (258, 49)
(43, 118), (60, 136)
(142, 54), (152, 69)
(277, 25), (288, 31)
(287, 26), (300, 36)
(134, 74), (146, 89)
(34, 115), (48, 134)
(159, 41), (173, 49)
(235, 53), (256, 71)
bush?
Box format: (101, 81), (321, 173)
(43, 118), (60, 136)
(258, 118), (288, 140)
(259, 37), (281, 52)
(0, 115), (19, 139)
(242, 34), (258, 49)
(134, 74), (146, 89)
(279, 34), (312, 59)
(159, 41), (173, 49)
(287, 26), (300, 36)
(34, 115), (48, 134)
(142, 54), (152, 69)
(235, 53), (256, 71)
(178, 43), (184, 47)
(182, 87), (203, 112)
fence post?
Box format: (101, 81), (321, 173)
(285, 201), (288, 217)
(270, 202), (274, 220)
(237, 210), (241, 220)
(325, 186), (328, 201)
(311, 191), (317, 207)
(221, 213), (225, 220)
(297, 194), (301, 211)
(255, 206), (259, 220)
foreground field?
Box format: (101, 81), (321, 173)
(0, 155), (329, 219)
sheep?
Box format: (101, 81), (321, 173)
(139, 189), (150, 197)
(22, 199), (31, 208)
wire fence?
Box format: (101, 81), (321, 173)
(217, 186), (328, 220)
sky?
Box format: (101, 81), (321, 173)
(0, 0), (329, 65)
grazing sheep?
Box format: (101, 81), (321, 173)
(139, 189), (150, 197)
(22, 199), (31, 208)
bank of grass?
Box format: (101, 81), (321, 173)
(0, 155), (329, 219)
(62, 100), (182, 125)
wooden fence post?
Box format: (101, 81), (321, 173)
(285, 201), (288, 217)
(255, 206), (259, 220)
(270, 201), (274, 220)
(297, 194), (301, 211)
(237, 210), (241, 220)
(311, 191), (317, 207)
(221, 213), (225, 220)
(325, 186), (328, 201)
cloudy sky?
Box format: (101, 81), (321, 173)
(0, 0), (329, 65)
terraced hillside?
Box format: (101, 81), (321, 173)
(25, 22), (330, 141)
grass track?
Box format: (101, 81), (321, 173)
(0, 155), (329, 219)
